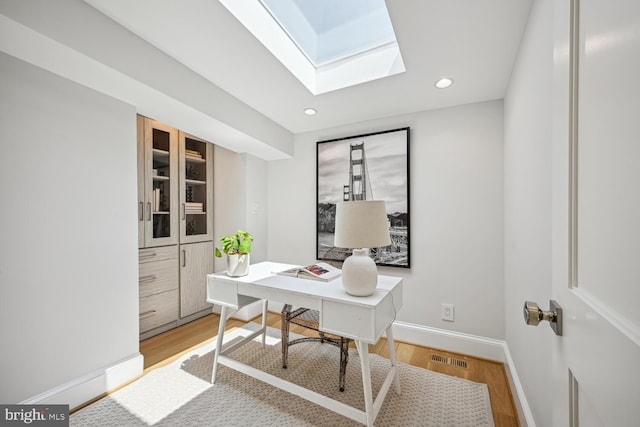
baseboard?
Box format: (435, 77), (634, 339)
(392, 321), (506, 361)
(20, 353), (144, 411)
(502, 344), (536, 427)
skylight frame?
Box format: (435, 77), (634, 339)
(220, 0), (405, 95)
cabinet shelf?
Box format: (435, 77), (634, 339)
(153, 150), (169, 165)
(185, 178), (206, 185)
(153, 175), (170, 181)
(185, 156), (206, 164)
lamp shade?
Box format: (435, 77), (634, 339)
(334, 201), (391, 249)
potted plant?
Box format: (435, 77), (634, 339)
(215, 229), (253, 277)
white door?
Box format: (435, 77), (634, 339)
(551, 0), (640, 425)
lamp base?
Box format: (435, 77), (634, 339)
(341, 248), (378, 296)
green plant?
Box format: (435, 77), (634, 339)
(215, 230), (253, 257)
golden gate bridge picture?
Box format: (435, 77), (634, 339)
(316, 128), (409, 267)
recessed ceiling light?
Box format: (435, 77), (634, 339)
(435, 77), (454, 89)
(304, 108), (317, 116)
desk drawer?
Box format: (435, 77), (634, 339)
(320, 292), (396, 344)
(139, 258), (179, 298)
(139, 289), (179, 333)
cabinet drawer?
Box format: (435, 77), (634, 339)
(138, 245), (178, 264)
(139, 258), (178, 298)
(139, 289), (179, 333)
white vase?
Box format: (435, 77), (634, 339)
(341, 248), (378, 296)
(227, 253), (250, 277)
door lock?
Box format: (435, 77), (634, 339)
(523, 300), (562, 336)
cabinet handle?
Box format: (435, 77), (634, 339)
(139, 310), (156, 319)
(139, 275), (157, 284)
(139, 201), (143, 221)
(182, 203), (186, 220)
(182, 250), (186, 267)
(146, 202), (152, 221)
(139, 252), (157, 260)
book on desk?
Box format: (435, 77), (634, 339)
(274, 262), (341, 282)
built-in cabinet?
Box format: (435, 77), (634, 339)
(137, 115), (214, 339)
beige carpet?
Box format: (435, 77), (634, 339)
(71, 324), (494, 426)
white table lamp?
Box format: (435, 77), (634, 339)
(334, 201), (391, 296)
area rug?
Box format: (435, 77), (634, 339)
(71, 324), (494, 426)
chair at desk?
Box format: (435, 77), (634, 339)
(281, 304), (353, 392)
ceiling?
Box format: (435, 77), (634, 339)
(84, 0), (532, 135)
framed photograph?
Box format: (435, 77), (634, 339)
(316, 127), (410, 268)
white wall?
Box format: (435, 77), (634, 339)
(213, 147), (248, 274)
(268, 101), (505, 340)
(503, 0), (553, 425)
(213, 148), (269, 274)
(0, 53), (141, 404)
(245, 154), (269, 264)
(212, 148), (269, 320)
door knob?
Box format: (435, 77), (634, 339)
(523, 300), (562, 336)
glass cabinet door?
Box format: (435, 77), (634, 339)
(143, 119), (179, 247)
(179, 132), (213, 243)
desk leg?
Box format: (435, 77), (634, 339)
(260, 300), (268, 348)
(355, 340), (375, 427)
(386, 325), (401, 395)
(211, 305), (228, 384)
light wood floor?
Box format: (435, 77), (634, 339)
(140, 312), (520, 427)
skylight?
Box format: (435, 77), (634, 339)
(220, 0), (406, 95)
(260, 0), (398, 67)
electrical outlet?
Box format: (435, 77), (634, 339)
(441, 304), (455, 322)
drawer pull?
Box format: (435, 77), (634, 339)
(139, 252), (157, 260)
(139, 310), (157, 319)
(139, 275), (157, 284)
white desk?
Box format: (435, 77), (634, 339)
(206, 261), (403, 426)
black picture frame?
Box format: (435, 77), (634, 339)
(316, 127), (410, 268)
